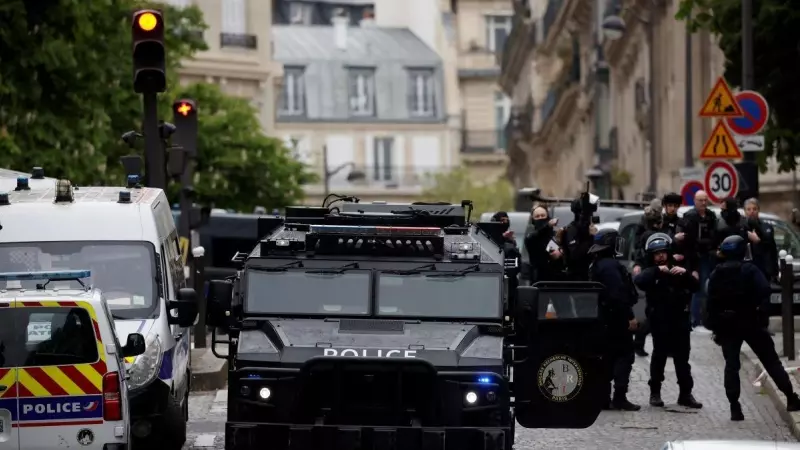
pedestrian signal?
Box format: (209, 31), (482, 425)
(699, 77), (743, 118)
(699, 122), (743, 160)
(132, 9), (166, 94)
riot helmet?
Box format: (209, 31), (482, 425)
(719, 235), (747, 260)
(588, 228), (624, 257)
(645, 232), (672, 254)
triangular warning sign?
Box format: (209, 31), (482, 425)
(699, 77), (743, 117)
(700, 121), (742, 160)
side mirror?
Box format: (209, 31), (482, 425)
(122, 333), (146, 358)
(168, 288), (199, 328)
(206, 280), (233, 329)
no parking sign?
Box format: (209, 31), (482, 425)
(680, 180), (704, 206)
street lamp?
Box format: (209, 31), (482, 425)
(601, 14), (626, 41)
(321, 145), (366, 198)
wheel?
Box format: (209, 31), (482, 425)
(162, 394), (188, 450)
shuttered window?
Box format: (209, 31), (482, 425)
(222, 0), (246, 34)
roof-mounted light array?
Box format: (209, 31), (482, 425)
(305, 225), (445, 258)
(308, 225), (442, 237)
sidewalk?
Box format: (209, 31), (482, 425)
(190, 333), (228, 392)
(740, 331), (800, 440)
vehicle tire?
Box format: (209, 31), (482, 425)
(162, 394), (188, 450)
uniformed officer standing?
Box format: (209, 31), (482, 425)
(589, 228), (640, 411)
(706, 235), (800, 421)
(634, 233), (703, 409)
(559, 194), (598, 281)
(744, 198), (779, 281)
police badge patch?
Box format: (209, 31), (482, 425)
(77, 429), (94, 446)
(537, 354), (584, 402)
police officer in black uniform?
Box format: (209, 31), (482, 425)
(589, 228), (640, 411)
(718, 197), (749, 243)
(631, 206), (664, 357)
(661, 192), (683, 237)
(706, 235), (800, 421)
(634, 233), (703, 409)
(559, 197), (597, 281)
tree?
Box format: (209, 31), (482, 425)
(676, 0), (800, 171)
(418, 167), (514, 216)
(0, 0), (311, 210)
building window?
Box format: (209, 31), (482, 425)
(222, 0), (246, 34)
(289, 2), (313, 24)
(279, 67), (306, 116)
(165, 0), (190, 7)
(485, 15), (512, 52)
(494, 92), (511, 150)
(408, 69), (436, 117)
(373, 137), (394, 181)
(348, 69), (376, 116)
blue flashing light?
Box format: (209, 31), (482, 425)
(477, 376), (491, 384)
(127, 174), (140, 188)
(0, 270), (91, 282)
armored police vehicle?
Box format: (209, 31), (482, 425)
(206, 201), (607, 450)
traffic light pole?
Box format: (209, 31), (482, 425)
(143, 92), (166, 189)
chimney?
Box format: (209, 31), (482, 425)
(332, 9), (348, 50)
(360, 8), (375, 27)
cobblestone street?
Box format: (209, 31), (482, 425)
(184, 333), (797, 449)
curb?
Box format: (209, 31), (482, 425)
(740, 348), (800, 440)
(191, 359), (228, 392)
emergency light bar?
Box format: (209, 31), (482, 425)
(308, 225), (442, 237)
(0, 270), (91, 282)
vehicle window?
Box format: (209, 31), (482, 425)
(244, 269), (370, 315)
(619, 225), (638, 260)
(0, 307), (99, 368)
(767, 219), (800, 257)
(0, 241), (158, 320)
(377, 272), (502, 319)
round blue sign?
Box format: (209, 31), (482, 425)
(681, 181), (704, 206)
(726, 92), (769, 135)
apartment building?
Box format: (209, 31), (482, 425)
(176, 0), (284, 133)
(373, 0), (513, 182)
(501, 0), (798, 215)
(272, 17), (454, 204)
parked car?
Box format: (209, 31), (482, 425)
(662, 440), (800, 450)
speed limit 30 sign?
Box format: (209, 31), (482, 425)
(704, 161), (739, 203)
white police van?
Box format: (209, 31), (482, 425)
(0, 269), (146, 450)
(0, 176), (198, 449)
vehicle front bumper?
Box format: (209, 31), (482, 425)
(226, 422), (510, 450)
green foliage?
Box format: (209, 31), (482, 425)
(418, 167), (513, 216)
(0, 0), (309, 211)
(676, 0), (800, 171)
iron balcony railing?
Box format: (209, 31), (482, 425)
(220, 33), (258, 49)
(542, 0), (564, 41)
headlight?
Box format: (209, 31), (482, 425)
(127, 333), (162, 390)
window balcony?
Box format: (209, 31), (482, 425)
(220, 33), (258, 49)
(538, 0), (592, 56)
(460, 129), (507, 154)
(537, 39), (582, 136)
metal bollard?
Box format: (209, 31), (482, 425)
(193, 246), (207, 349)
(780, 253), (795, 360)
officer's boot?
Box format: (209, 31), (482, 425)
(649, 383), (664, 407)
(787, 393), (800, 412)
(612, 391), (641, 411)
(677, 392), (703, 409)
(730, 401), (744, 421)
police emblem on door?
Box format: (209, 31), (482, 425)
(537, 354), (584, 402)
(77, 429), (94, 446)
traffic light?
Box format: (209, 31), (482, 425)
(172, 99), (198, 156)
(132, 9), (166, 93)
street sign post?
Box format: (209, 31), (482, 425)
(725, 91), (769, 137)
(679, 166), (704, 181)
(680, 180), (704, 206)
(732, 134), (765, 152)
(699, 121), (742, 160)
(699, 77), (744, 118)
(704, 161), (739, 203)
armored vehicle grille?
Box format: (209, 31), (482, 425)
(339, 319), (405, 334)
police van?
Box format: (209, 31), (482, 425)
(0, 176), (198, 449)
(0, 269), (146, 450)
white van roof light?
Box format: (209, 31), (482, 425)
(54, 179), (74, 203)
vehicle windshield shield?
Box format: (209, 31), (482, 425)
(0, 241), (158, 320)
(245, 269), (371, 315)
(377, 272), (502, 319)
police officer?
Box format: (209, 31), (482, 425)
(683, 190), (718, 331)
(744, 198), (779, 281)
(661, 192), (683, 238)
(634, 233), (703, 409)
(718, 197), (749, 243)
(559, 198), (596, 281)
(589, 228), (640, 411)
(631, 206), (664, 357)
(706, 235), (800, 421)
